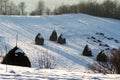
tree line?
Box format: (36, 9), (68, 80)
(0, 0), (26, 15)
(0, 0), (120, 19)
(0, 0), (50, 15)
(53, 0), (120, 19)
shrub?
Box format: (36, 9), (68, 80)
(88, 62), (114, 74)
(49, 30), (58, 41)
(89, 49), (120, 74)
(82, 45), (92, 56)
(38, 51), (56, 69)
(2, 46), (31, 67)
(109, 48), (120, 74)
(35, 33), (44, 45)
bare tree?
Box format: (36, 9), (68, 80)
(8, 2), (13, 15)
(37, 0), (44, 15)
(7, 1), (16, 15)
(3, 0), (9, 15)
(18, 2), (26, 15)
(30, 0), (45, 15)
(45, 7), (51, 15)
(0, 0), (4, 14)
(53, 8), (59, 15)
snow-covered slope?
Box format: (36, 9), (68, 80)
(0, 14), (120, 79)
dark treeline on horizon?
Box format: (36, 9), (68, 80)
(53, 0), (120, 19)
(0, 0), (120, 19)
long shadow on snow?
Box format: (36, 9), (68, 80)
(44, 44), (90, 67)
(65, 43), (82, 52)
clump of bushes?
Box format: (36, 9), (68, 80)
(89, 48), (120, 74)
(109, 48), (120, 74)
(38, 51), (56, 69)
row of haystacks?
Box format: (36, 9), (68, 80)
(35, 30), (66, 45)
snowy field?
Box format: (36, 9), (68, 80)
(0, 64), (120, 80)
(0, 14), (120, 79)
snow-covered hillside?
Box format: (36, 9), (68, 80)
(0, 14), (120, 79)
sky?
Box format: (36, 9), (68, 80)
(10, 0), (104, 12)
